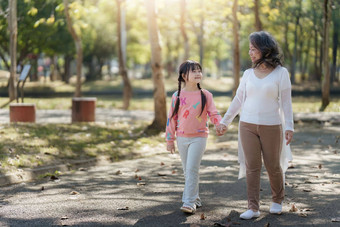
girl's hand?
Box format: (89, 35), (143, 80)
(216, 124), (228, 136)
(167, 143), (175, 154)
(285, 130), (294, 145)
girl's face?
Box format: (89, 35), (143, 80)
(249, 43), (261, 63)
(183, 67), (202, 84)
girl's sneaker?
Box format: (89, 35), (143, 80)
(195, 199), (202, 208)
(180, 205), (196, 214)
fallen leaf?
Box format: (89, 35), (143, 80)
(50, 175), (59, 181)
(303, 189), (312, 192)
(134, 174), (138, 179)
(318, 164), (322, 169)
(117, 207), (129, 210)
(70, 191), (79, 195)
(115, 170), (122, 175)
(138, 176), (142, 181)
(172, 170), (177, 174)
(160, 162), (165, 166)
(298, 213), (308, 217)
(331, 217), (340, 222)
(301, 208), (314, 212)
(289, 204), (298, 212)
(135, 169), (139, 172)
(200, 213), (206, 220)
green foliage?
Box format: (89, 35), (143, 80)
(0, 0), (338, 82)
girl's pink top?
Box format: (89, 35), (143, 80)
(166, 89), (222, 146)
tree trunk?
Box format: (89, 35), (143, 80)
(8, 0), (17, 102)
(50, 55), (59, 81)
(321, 0), (332, 111)
(145, 0), (167, 133)
(198, 0), (204, 66)
(283, 15), (292, 63)
(116, 0), (132, 110)
(30, 57), (38, 81)
(232, 0), (240, 98)
(117, 0), (132, 110)
(331, 7), (339, 83)
(291, 0), (301, 85)
(254, 0), (262, 31)
(63, 55), (71, 83)
(301, 36), (311, 81)
(64, 0), (82, 97)
(313, 27), (321, 81)
(180, 0), (189, 60)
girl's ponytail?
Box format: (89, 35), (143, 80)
(171, 77), (182, 119)
(197, 83), (206, 117)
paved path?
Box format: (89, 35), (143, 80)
(0, 122), (339, 226)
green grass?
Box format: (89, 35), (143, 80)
(0, 121), (166, 175)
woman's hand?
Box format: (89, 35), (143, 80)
(216, 124), (228, 136)
(167, 143), (175, 154)
(285, 130), (294, 145)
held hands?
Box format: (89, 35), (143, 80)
(216, 124), (228, 136)
(285, 130), (293, 145)
(167, 143), (175, 154)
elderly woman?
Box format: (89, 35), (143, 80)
(217, 31), (294, 219)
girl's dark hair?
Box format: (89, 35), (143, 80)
(249, 31), (283, 68)
(171, 60), (206, 119)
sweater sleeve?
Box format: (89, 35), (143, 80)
(220, 71), (248, 126)
(206, 91), (222, 125)
(280, 69), (294, 131)
(166, 93), (178, 146)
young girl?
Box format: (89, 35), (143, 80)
(166, 60), (222, 214)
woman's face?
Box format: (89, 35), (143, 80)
(249, 43), (261, 63)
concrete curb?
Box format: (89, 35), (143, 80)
(0, 158), (98, 186)
(294, 112), (340, 125)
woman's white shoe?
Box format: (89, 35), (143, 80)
(270, 202), (282, 214)
(240, 209), (261, 219)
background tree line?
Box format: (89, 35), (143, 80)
(0, 0), (339, 130)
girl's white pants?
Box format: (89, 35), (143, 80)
(177, 136), (207, 208)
